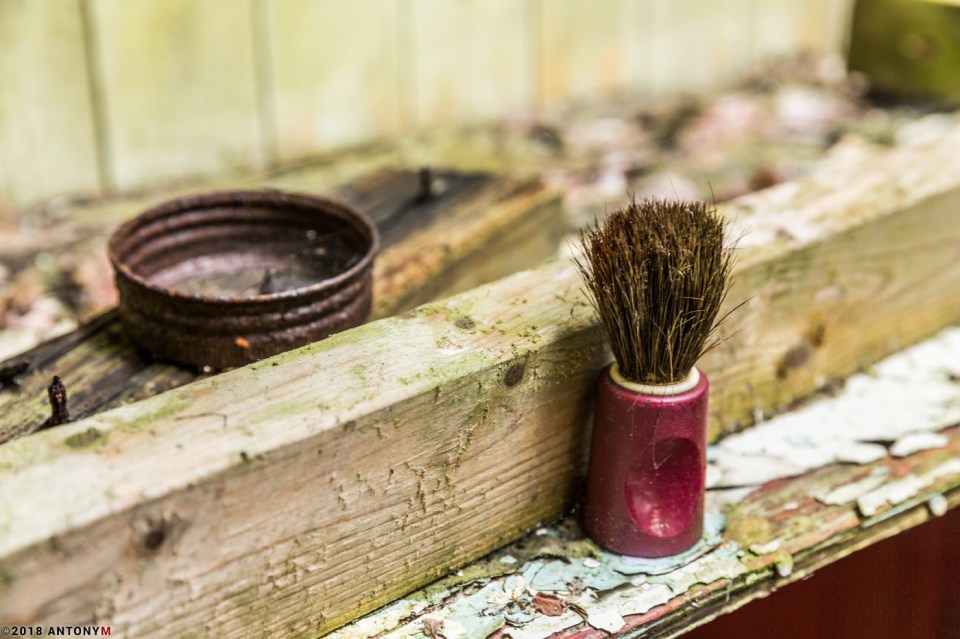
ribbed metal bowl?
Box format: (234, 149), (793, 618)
(108, 190), (378, 369)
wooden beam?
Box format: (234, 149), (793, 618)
(0, 168), (562, 443)
(330, 322), (960, 638)
(2, 129), (960, 635)
(330, 431), (960, 639)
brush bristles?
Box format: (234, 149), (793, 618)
(575, 198), (735, 385)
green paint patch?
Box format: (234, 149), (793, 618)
(64, 427), (107, 449)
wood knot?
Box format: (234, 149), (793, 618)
(454, 316), (476, 330)
(504, 362), (526, 387)
(133, 516), (173, 555)
(143, 526), (166, 551)
(776, 342), (812, 380)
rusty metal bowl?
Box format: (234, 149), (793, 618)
(108, 190), (378, 369)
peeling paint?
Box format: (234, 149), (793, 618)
(709, 327), (960, 490)
(815, 467), (890, 506)
(583, 602), (625, 633)
(857, 459), (960, 517)
(890, 432), (949, 458)
(331, 514), (733, 639)
(330, 328), (960, 639)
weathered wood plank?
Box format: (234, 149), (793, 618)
(86, 0), (263, 192)
(0, 169), (562, 443)
(0, 0), (100, 213)
(2, 128), (960, 635)
(331, 440), (960, 639)
(708, 131), (960, 432)
(0, 265), (606, 635)
(264, 0), (403, 163)
(331, 325), (960, 638)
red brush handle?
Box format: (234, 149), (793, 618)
(583, 365), (708, 557)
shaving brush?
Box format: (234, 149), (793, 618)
(575, 198), (735, 557)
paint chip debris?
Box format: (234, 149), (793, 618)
(584, 603), (625, 633)
(421, 618), (444, 639)
(748, 540), (782, 555)
(499, 555), (518, 565)
(583, 558), (600, 569)
(927, 494), (948, 517)
(441, 619), (465, 638)
(532, 592), (565, 616)
(774, 553), (794, 578)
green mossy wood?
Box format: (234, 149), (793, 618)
(2, 126), (960, 636)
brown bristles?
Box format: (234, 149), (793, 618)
(575, 197), (735, 385)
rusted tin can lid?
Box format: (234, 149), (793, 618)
(108, 190), (378, 369)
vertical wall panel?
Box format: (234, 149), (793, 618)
(653, 0), (756, 95)
(88, 0), (262, 192)
(0, 0), (859, 210)
(411, 0), (529, 128)
(825, 0), (856, 59)
(540, 0), (631, 104)
(266, 0), (402, 164)
(756, 0), (853, 60)
(628, 0), (658, 94)
(0, 0), (100, 214)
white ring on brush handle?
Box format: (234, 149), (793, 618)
(609, 363), (700, 396)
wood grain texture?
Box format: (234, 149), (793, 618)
(328, 325), (960, 638)
(264, 0), (403, 163)
(0, 0), (100, 212)
(331, 428), (960, 639)
(2, 128), (960, 635)
(86, 0), (263, 192)
(0, 263), (607, 636)
(0, 170), (562, 444)
(709, 133), (960, 431)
